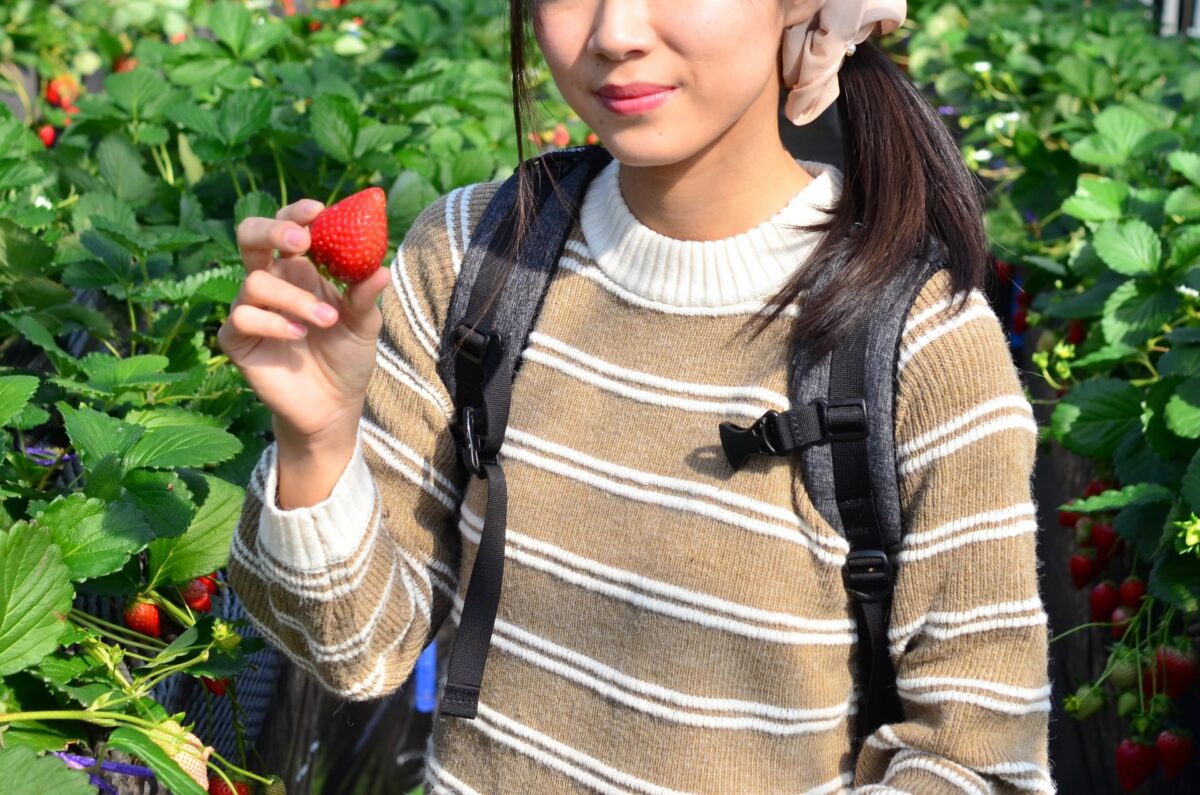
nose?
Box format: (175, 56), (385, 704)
(587, 0), (655, 61)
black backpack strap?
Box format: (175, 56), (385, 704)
(718, 240), (949, 747)
(435, 145), (613, 719)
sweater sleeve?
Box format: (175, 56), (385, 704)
(852, 271), (1053, 794)
(226, 183), (496, 701)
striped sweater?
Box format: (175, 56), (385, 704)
(227, 157), (1053, 794)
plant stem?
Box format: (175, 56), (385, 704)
(70, 610), (168, 649)
(228, 165), (245, 200)
(325, 168), (350, 206)
(0, 710), (159, 731)
(271, 142), (289, 207)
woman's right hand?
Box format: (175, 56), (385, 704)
(218, 199), (393, 451)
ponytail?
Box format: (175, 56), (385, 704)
(757, 40), (990, 361)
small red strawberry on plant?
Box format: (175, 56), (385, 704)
(209, 777), (252, 795)
(1115, 738), (1158, 792)
(307, 187), (389, 284)
(123, 599), (162, 638)
(1058, 505), (1082, 528)
(1012, 308), (1027, 333)
(114, 55), (138, 73)
(1091, 521), (1118, 561)
(1066, 319), (1086, 345)
(182, 578), (213, 613)
(1090, 581), (1119, 623)
(201, 676), (230, 697)
(37, 125), (56, 148)
(586, 132), (600, 145)
(1070, 551), (1099, 589)
(1154, 644), (1197, 699)
(1119, 576), (1146, 608)
(198, 573), (219, 594)
(1156, 729), (1194, 781)
(45, 75), (79, 108)
(1085, 477), (1120, 498)
(1111, 606), (1134, 641)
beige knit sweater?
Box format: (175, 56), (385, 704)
(227, 158), (1053, 794)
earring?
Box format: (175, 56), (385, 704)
(845, 42), (857, 57)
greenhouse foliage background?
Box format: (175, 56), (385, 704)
(0, 0), (1198, 792)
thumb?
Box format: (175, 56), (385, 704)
(339, 265), (391, 331)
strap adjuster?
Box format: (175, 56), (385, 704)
(816, 397), (868, 442)
(457, 406), (489, 478)
(718, 410), (784, 472)
(842, 550), (893, 602)
(453, 325), (500, 366)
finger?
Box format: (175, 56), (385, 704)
(219, 304), (309, 358)
(236, 217), (313, 274)
(276, 199), (325, 225)
(241, 269), (342, 329)
(339, 266), (393, 336)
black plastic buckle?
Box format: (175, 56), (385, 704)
(719, 410), (783, 472)
(816, 397), (868, 442)
(842, 550), (894, 602)
(453, 325), (496, 366)
(458, 406), (487, 478)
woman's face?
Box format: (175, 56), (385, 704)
(532, 0), (790, 168)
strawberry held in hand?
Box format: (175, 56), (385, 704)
(306, 187), (389, 284)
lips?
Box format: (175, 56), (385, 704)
(594, 83), (676, 116)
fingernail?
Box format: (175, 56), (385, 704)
(285, 229), (306, 249)
(312, 303), (338, 323)
(287, 321), (307, 337)
(303, 199), (323, 215)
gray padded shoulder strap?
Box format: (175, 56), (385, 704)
(792, 239), (950, 550)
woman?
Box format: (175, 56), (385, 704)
(219, 1), (1052, 791)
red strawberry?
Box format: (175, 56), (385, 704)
(1012, 308), (1027, 333)
(1090, 581), (1119, 623)
(1156, 729), (1193, 781)
(209, 778), (252, 795)
(1111, 606), (1134, 640)
(114, 56), (138, 73)
(1058, 506), (1082, 528)
(1154, 646), (1197, 699)
(37, 125), (56, 148)
(1070, 552), (1099, 589)
(123, 599), (162, 638)
(994, 258), (1013, 283)
(198, 574), (219, 594)
(551, 123), (570, 148)
(1115, 739), (1157, 792)
(586, 132), (600, 145)
(182, 578), (213, 612)
(1091, 521), (1117, 561)
(1119, 577), (1146, 608)
(1066, 319), (1086, 344)
(45, 75), (79, 108)
(1085, 477), (1119, 497)
(169, 32), (187, 44)
(308, 20), (322, 31)
(307, 187), (389, 284)
(1016, 288), (1033, 308)
(1075, 515), (1094, 547)
(201, 676), (230, 697)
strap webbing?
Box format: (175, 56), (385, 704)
(828, 321), (903, 746)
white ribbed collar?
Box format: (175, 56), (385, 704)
(578, 157), (843, 308)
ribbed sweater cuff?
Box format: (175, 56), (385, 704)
(256, 429), (377, 572)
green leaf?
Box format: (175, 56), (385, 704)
(1095, 105), (1154, 154)
(0, 523), (74, 677)
(1113, 428), (1179, 486)
(95, 136), (157, 207)
(1043, 277), (1122, 319)
(0, 746), (93, 795)
(77, 354), (185, 394)
(1094, 220), (1162, 276)
(120, 469), (196, 539)
(1171, 227), (1200, 270)
(311, 93), (359, 163)
(1061, 483), (1174, 513)
(103, 69), (172, 120)
(1166, 376), (1200, 438)
(1073, 342), (1138, 369)
(148, 473), (244, 586)
(1169, 151), (1200, 186)
(354, 123), (409, 159)
(1160, 345), (1200, 378)
(1022, 256), (1067, 276)
(59, 403), (145, 473)
(0, 219), (55, 278)
(1071, 133), (1125, 166)
(1101, 280), (1178, 347)
(209, 0), (251, 58)
(123, 421), (242, 470)
(1166, 186), (1200, 221)
(234, 191), (279, 228)
(149, 626), (201, 666)
(1061, 176), (1129, 222)
(0, 376), (39, 427)
(241, 18), (291, 61)
(1115, 501), (1172, 562)
(217, 91), (273, 147)
(387, 169), (439, 233)
(1149, 553), (1200, 613)
(1183, 448), (1200, 513)
(1050, 378), (1143, 458)
(105, 727), (206, 795)
(32, 494), (154, 582)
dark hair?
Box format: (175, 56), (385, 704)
(507, 8), (988, 361)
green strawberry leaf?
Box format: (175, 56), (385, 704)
(1165, 376), (1200, 438)
(31, 493), (154, 582)
(1094, 219), (1162, 276)
(0, 524), (74, 677)
(122, 408), (241, 470)
(1101, 280), (1178, 347)
(0, 376), (39, 428)
(311, 93), (359, 163)
(1050, 378), (1143, 458)
(1061, 176), (1129, 222)
(58, 403), (145, 473)
(147, 472), (244, 587)
(1149, 553), (1200, 613)
(1168, 151), (1200, 186)
(121, 469), (197, 539)
(1060, 483), (1174, 513)
(1166, 186), (1200, 221)
(0, 746), (94, 795)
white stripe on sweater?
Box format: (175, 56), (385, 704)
(976, 762), (1056, 793)
(360, 421), (460, 511)
(458, 183), (476, 275)
(897, 689), (1051, 716)
(902, 503), (1036, 548)
(461, 504), (853, 633)
(528, 331), (790, 408)
(390, 245), (440, 360)
(901, 290), (989, 338)
(897, 414), (1039, 476)
(498, 439), (847, 566)
(376, 339), (454, 420)
(446, 185), (464, 275)
(889, 597), (1046, 655)
(896, 395), (1032, 459)
(457, 509), (854, 645)
(896, 520), (1038, 563)
(472, 702), (701, 795)
(808, 772), (854, 795)
(426, 754), (480, 795)
(897, 304), (994, 371)
(883, 751), (987, 795)
(504, 428), (845, 551)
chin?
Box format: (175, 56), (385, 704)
(590, 130), (705, 169)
